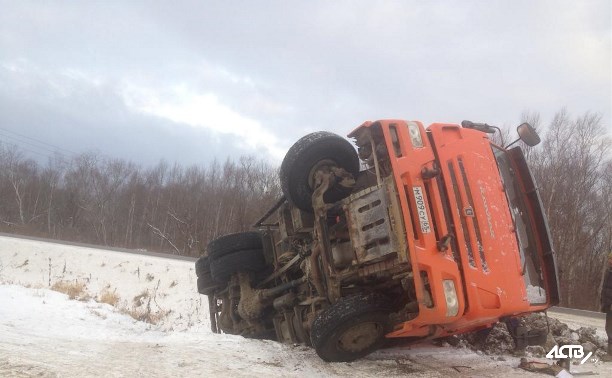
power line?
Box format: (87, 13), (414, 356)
(0, 126), (78, 155)
(0, 126), (131, 165)
(0, 130), (72, 159)
(0, 140), (55, 160)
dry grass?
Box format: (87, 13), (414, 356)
(123, 290), (169, 324)
(98, 289), (120, 306)
(90, 309), (108, 320)
(133, 289), (150, 305)
(124, 307), (169, 324)
(51, 280), (89, 301)
(119, 288), (170, 324)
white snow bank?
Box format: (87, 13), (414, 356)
(0, 284), (164, 341)
(0, 235), (208, 332)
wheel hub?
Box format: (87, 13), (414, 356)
(337, 322), (383, 353)
(307, 159), (337, 189)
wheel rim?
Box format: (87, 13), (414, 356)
(307, 159), (337, 189)
(336, 321), (383, 353)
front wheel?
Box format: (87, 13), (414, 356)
(310, 294), (392, 362)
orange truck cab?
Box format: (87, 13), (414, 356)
(351, 120), (559, 340)
(195, 119), (560, 362)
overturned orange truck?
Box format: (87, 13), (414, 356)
(195, 119), (560, 362)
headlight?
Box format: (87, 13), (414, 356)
(443, 279), (459, 317)
(407, 121), (424, 148)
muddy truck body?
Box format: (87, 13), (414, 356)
(195, 119), (560, 362)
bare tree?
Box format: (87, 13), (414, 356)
(528, 109), (611, 309)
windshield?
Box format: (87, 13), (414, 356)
(492, 146), (546, 304)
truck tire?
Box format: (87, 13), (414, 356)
(280, 132), (359, 211)
(207, 232), (263, 260)
(195, 256), (210, 277)
(210, 248), (267, 284)
(197, 273), (217, 295)
(310, 293), (392, 362)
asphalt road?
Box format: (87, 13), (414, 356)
(549, 306), (605, 320)
(0, 231), (197, 262)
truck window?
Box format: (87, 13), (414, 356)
(492, 146), (547, 304)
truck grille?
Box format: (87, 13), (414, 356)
(447, 158), (489, 272)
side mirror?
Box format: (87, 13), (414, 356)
(517, 123), (541, 147)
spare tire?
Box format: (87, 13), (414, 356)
(207, 232), (263, 260)
(280, 131), (359, 211)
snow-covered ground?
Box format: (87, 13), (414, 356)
(0, 235), (610, 377)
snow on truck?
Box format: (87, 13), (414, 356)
(195, 119), (560, 362)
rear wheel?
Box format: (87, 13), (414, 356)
(209, 248), (267, 284)
(280, 131), (359, 211)
(197, 273), (217, 295)
(195, 256), (219, 295)
(195, 255), (210, 277)
(310, 294), (392, 362)
(207, 232), (263, 260)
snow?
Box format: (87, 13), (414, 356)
(1, 285), (158, 341)
(526, 284), (547, 304)
(0, 235), (208, 332)
(1, 234), (610, 377)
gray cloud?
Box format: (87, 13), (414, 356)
(0, 0), (609, 166)
(0, 65), (255, 166)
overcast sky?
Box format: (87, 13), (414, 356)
(0, 1), (610, 167)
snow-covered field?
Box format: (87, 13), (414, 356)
(0, 235), (610, 377)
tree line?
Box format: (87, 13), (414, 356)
(0, 109), (610, 310)
(0, 151), (280, 257)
